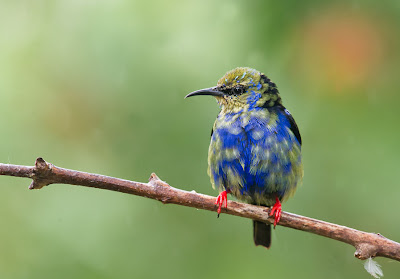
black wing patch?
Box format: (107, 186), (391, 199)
(211, 127), (214, 137)
(278, 106), (302, 145)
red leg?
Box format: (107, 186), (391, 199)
(215, 189), (231, 217)
(269, 197), (282, 228)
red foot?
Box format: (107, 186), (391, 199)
(269, 197), (282, 228)
(215, 189), (231, 217)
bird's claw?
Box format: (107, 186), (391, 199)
(215, 190), (230, 217)
(269, 197), (282, 228)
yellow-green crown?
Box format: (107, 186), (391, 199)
(215, 67), (281, 106)
(217, 67), (261, 88)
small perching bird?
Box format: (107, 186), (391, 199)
(185, 67), (303, 248)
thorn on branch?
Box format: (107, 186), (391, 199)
(149, 173), (173, 204)
(376, 233), (389, 240)
(148, 173), (170, 188)
(160, 197), (173, 204)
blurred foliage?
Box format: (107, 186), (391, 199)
(0, 0), (399, 278)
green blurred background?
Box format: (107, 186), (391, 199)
(0, 1), (399, 278)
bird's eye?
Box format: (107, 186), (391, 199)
(232, 86), (243, 95)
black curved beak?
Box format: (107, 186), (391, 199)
(185, 87), (224, 98)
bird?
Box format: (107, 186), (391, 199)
(185, 67), (303, 248)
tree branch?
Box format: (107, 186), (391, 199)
(1, 157), (399, 262)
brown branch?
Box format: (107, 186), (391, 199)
(1, 157), (399, 262)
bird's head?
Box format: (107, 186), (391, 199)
(185, 67), (282, 113)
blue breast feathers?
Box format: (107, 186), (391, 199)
(207, 108), (303, 206)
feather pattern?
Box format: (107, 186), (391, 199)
(208, 103), (302, 206)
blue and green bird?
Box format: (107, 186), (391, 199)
(186, 67), (303, 248)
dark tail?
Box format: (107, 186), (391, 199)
(253, 220), (271, 248)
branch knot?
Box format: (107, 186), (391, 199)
(355, 243), (379, 260)
(29, 157), (54, 190)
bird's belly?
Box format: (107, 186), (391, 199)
(208, 118), (302, 206)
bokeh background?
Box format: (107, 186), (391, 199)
(0, 1), (399, 278)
